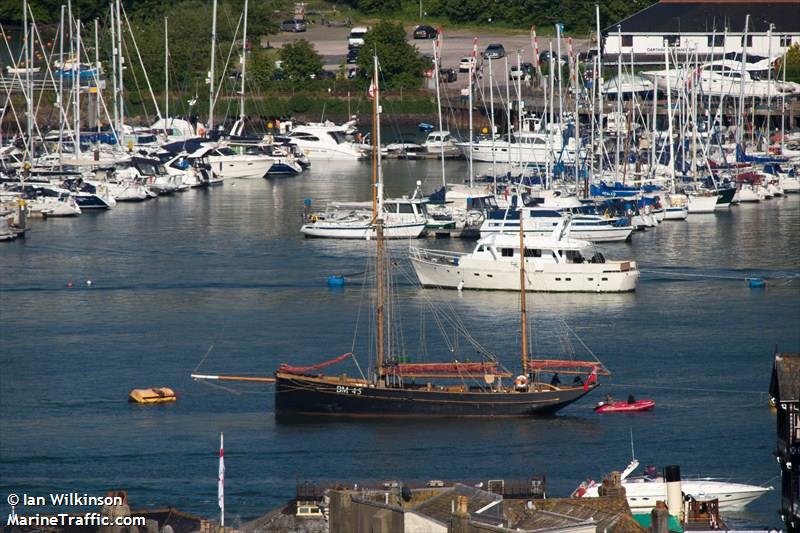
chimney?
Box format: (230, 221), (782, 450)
(457, 495), (469, 516)
(664, 465), (682, 519)
(597, 471), (626, 498)
(650, 501), (670, 533)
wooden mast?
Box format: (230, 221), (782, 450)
(372, 55), (385, 382)
(519, 196), (528, 377)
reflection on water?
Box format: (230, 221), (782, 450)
(0, 159), (798, 527)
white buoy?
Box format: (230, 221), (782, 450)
(457, 280), (464, 292)
(86, 280), (92, 287)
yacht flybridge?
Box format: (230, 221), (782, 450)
(409, 225), (639, 292)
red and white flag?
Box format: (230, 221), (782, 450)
(367, 79), (376, 100)
(218, 433), (225, 524)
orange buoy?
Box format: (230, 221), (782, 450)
(66, 281), (74, 288)
(128, 387), (177, 404)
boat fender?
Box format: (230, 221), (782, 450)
(514, 374), (528, 390)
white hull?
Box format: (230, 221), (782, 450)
(480, 222), (632, 243)
(460, 139), (578, 165)
(301, 222), (425, 239)
(663, 206), (688, 220)
(410, 248), (638, 292)
(687, 194), (719, 214)
(208, 155), (273, 179)
(291, 143), (366, 160)
(781, 176), (800, 193)
(582, 478), (772, 512)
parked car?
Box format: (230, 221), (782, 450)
(347, 47), (359, 64)
(413, 25), (437, 39)
(458, 56), (476, 73)
(348, 27), (368, 48)
(280, 19), (307, 32)
(483, 43), (505, 60)
(509, 62), (535, 80)
(439, 67), (457, 83)
(539, 51), (567, 66)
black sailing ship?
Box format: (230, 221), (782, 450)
(194, 56), (607, 418)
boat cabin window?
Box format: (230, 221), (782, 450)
(707, 35), (724, 47)
(328, 132), (349, 144)
(523, 248), (541, 258)
(564, 250), (586, 263)
(397, 203), (416, 214)
(476, 245), (486, 252)
(500, 248), (514, 257)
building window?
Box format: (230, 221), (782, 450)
(664, 35), (680, 47)
(793, 412), (800, 443)
(621, 35), (633, 47)
(781, 35), (793, 47)
(707, 34), (724, 47)
(741, 35), (753, 47)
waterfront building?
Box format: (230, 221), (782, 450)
(770, 350), (800, 533)
(602, 0), (800, 64)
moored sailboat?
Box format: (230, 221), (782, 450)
(191, 56), (607, 418)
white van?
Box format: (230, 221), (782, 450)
(348, 27), (368, 49)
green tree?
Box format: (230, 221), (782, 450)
(249, 48), (276, 90)
(279, 39), (323, 87)
(356, 21), (426, 90)
(782, 43), (800, 83)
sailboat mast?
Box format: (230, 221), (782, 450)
(208, 0), (218, 133)
(519, 198), (528, 375)
(239, 0), (249, 129)
(433, 37), (445, 188)
(373, 55), (385, 381)
(165, 16), (169, 125)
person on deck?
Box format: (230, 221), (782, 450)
(628, 394), (636, 404)
(550, 373), (561, 387)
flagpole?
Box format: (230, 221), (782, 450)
(219, 432), (225, 529)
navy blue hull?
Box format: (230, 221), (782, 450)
(275, 373), (596, 418)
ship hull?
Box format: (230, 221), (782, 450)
(275, 373), (597, 418)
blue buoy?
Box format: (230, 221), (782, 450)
(747, 278), (766, 288)
(327, 275), (345, 287)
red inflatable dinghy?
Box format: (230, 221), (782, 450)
(594, 399), (655, 413)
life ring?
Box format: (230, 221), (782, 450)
(515, 374), (528, 389)
(197, 125), (206, 136)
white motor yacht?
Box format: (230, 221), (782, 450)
(459, 126), (580, 165)
(479, 206), (633, 243)
(206, 147), (273, 178)
(575, 459), (772, 512)
(281, 120), (367, 160)
(423, 130), (461, 157)
(409, 227), (639, 292)
(2, 184), (82, 217)
(301, 197), (427, 239)
(642, 59), (790, 98)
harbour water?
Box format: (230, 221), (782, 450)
(1, 159), (798, 529)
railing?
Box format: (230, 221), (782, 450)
(409, 247), (462, 266)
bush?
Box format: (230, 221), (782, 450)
(288, 93), (313, 113)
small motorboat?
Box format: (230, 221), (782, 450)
(595, 398), (655, 413)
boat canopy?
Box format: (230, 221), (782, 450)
(385, 361), (512, 379)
